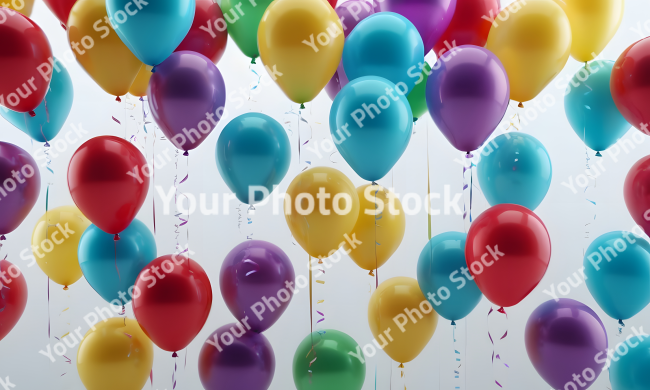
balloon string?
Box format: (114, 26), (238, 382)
(171, 354), (177, 389)
(487, 307), (510, 388)
(426, 122), (432, 241)
(618, 319), (625, 336)
(284, 108), (311, 171)
(462, 153), (475, 231)
(47, 277), (50, 339)
(452, 321), (461, 390)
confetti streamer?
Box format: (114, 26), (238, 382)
(487, 307), (510, 388)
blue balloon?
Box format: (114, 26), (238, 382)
(477, 132), (552, 211)
(216, 113), (291, 204)
(343, 12), (424, 94)
(611, 337), (650, 389)
(584, 231), (650, 321)
(106, 0), (195, 65)
(78, 219), (157, 305)
(0, 57), (73, 143)
(565, 61), (630, 156)
(417, 232), (482, 322)
(330, 76), (412, 182)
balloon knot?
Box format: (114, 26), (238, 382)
(172, 352), (178, 358)
(595, 151), (602, 157)
(517, 102), (524, 108)
(619, 319), (625, 327)
(398, 363), (404, 368)
(183, 150), (189, 156)
(0, 235), (5, 241)
(44, 141), (50, 147)
(63, 286), (69, 291)
(371, 181), (378, 186)
(60, 22), (67, 30)
(114, 234), (120, 241)
(413, 117), (418, 123)
(300, 103), (306, 109)
(451, 320), (456, 326)
(368, 270), (374, 276)
(115, 96), (122, 103)
(251, 57), (257, 64)
(151, 66), (156, 73)
(28, 111), (36, 117)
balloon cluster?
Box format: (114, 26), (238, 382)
(3, 0), (650, 389)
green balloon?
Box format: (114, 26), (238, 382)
(221, 0), (274, 60)
(407, 62), (431, 121)
(293, 330), (366, 390)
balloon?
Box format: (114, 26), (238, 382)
(293, 329), (365, 390)
(32, 206), (90, 288)
(525, 299), (607, 390)
(0, 142), (40, 236)
(426, 45), (509, 153)
(148, 51), (226, 153)
(258, 0), (344, 105)
(407, 62), (430, 120)
(199, 323), (275, 390)
(220, 240), (296, 333)
(128, 64), (151, 97)
(106, 0), (195, 66)
(433, 0), (499, 55)
(417, 232), (482, 322)
(325, 61), (350, 101)
(477, 133), (552, 211)
(330, 76), (413, 181)
(78, 219), (157, 305)
(67, 136), (149, 236)
(584, 231), (650, 321)
(175, 0), (228, 64)
(3, 0), (34, 16)
(624, 156), (650, 234)
(347, 184), (405, 272)
(42, 0), (77, 25)
(77, 318), (154, 390)
(284, 167), (360, 259)
(0, 259), (27, 342)
(221, 0), (273, 61)
(369, 277), (438, 363)
(343, 13), (424, 94)
(1, 57), (74, 143)
(486, 0), (571, 104)
(216, 113), (291, 204)
(376, 0), (457, 52)
(0, 9), (52, 113)
(68, 0), (142, 98)
(466, 204), (551, 308)
(611, 337), (650, 390)
(554, 0), (623, 62)
(328, 0), (338, 7)
(565, 61), (631, 155)
(133, 254), (212, 353)
(611, 37), (650, 134)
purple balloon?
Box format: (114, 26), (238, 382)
(148, 51), (226, 154)
(377, 0), (457, 52)
(199, 323), (275, 390)
(0, 142), (40, 236)
(325, 0), (375, 100)
(426, 45), (509, 153)
(220, 240), (295, 333)
(525, 299), (608, 390)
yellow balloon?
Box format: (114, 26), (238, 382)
(5, 0), (35, 16)
(32, 206), (90, 289)
(129, 63), (153, 97)
(486, 0), (572, 104)
(258, 0), (344, 105)
(553, 0), (624, 62)
(68, 0), (143, 98)
(368, 277), (438, 364)
(77, 318), (154, 390)
(285, 167), (360, 259)
(348, 185), (405, 272)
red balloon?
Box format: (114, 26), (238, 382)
(0, 9), (53, 114)
(67, 136), (149, 236)
(42, 0), (78, 26)
(466, 204), (551, 308)
(174, 0), (228, 64)
(133, 255), (212, 353)
(329, 0), (338, 8)
(0, 259), (28, 342)
(624, 156), (650, 234)
(433, 0), (499, 56)
(611, 37), (650, 135)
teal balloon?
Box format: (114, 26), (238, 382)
(565, 61), (630, 156)
(330, 76), (412, 182)
(611, 337), (650, 390)
(106, 0), (195, 65)
(78, 219), (157, 305)
(477, 133), (552, 211)
(584, 231), (650, 321)
(0, 57), (73, 143)
(417, 232), (482, 322)
(343, 12), (425, 94)
(216, 113), (291, 204)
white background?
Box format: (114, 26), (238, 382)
(1, 0), (650, 389)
